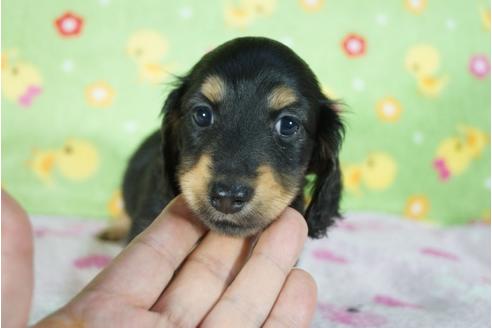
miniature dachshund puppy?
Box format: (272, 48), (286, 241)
(100, 37), (344, 242)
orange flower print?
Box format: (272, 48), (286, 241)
(405, 0), (427, 14)
(85, 81), (115, 108)
(299, 0), (325, 12)
(404, 195), (430, 220)
(376, 97), (403, 123)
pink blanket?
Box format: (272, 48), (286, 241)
(29, 213), (490, 327)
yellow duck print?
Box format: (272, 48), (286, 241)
(1, 50), (43, 107)
(126, 30), (174, 84)
(433, 126), (488, 181)
(342, 152), (397, 194)
(405, 45), (448, 97)
(29, 150), (57, 184)
(480, 7), (490, 31)
(342, 164), (363, 194)
(224, 0), (276, 28)
(29, 139), (100, 184)
(361, 152), (397, 190)
(435, 137), (472, 177)
(243, 0), (276, 16)
(458, 125), (489, 158)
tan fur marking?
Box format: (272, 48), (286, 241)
(252, 166), (298, 223)
(179, 154), (212, 210)
(201, 75), (226, 103)
(97, 211), (131, 242)
(267, 86), (297, 110)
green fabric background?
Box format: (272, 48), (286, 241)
(2, 0), (490, 224)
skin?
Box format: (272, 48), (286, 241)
(2, 191), (317, 328)
(2, 190), (33, 328)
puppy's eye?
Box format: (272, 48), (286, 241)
(275, 116), (299, 136)
(193, 106), (214, 127)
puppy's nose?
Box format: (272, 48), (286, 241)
(209, 182), (253, 214)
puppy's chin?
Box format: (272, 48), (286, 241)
(186, 198), (272, 237)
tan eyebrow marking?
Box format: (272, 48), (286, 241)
(267, 85), (297, 110)
(200, 75), (226, 103)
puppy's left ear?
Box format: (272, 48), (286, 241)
(305, 97), (344, 238)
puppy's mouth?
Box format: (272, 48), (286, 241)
(194, 200), (268, 237)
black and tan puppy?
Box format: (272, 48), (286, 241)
(103, 37), (344, 242)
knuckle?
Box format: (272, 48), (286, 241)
(187, 253), (233, 284)
(158, 308), (193, 328)
(266, 313), (302, 328)
(135, 234), (179, 269)
(252, 250), (290, 275)
(218, 295), (265, 327)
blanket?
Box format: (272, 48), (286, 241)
(28, 213), (490, 327)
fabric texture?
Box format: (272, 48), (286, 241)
(28, 213), (491, 327)
(2, 0), (491, 224)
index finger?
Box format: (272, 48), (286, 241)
(80, 195), (207, 309)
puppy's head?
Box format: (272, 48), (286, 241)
(162, 37), (343, 237)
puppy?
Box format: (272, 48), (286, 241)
(101, 37), (344, 242)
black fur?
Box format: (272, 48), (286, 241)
(123, 37), (344, 241)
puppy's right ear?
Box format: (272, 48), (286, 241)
(161, 79), (187, 193)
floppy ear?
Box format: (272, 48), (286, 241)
(305, 97), (344, 238)
(160, 79), (188, 194)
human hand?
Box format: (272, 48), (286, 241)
(35, 195), (317, 327)
(2, 190), (33, 328)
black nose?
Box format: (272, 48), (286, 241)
(209, 182), (253, 214)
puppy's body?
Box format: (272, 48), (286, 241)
(122, 131), (174, 240)
(119, 37), (344, 242)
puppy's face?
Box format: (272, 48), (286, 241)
(163, 38), (342, 237)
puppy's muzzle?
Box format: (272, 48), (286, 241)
(209, 181), (253, 214)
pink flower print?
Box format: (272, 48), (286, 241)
(312, 249), (348, 264)
(318, 303), (387, 327)
(74, 254), (112, 269)
(420, 247), (459, 261)
(54, 12), (84, 37)
(18, 85), (42, 107)
(341, 34), (366, 58)
(433, 158), (450, 181)
(469, 55), (490, 79)
(34, 224), (88, 238)
(373, 295), (421, 309)
(335, 221), (358, 231)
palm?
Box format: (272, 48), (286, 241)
(34, 196), (316, 328)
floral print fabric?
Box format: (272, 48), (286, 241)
(2, 0), (490, 224)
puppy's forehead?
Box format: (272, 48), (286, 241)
(199, 72), (298, 110)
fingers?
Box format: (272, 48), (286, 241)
(263, 269), (318, 328)
(81, 196), (207, 308)
(151, 232), (252, 327)
(201, 208), (308, 328)
(1, 190), (33, 328)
